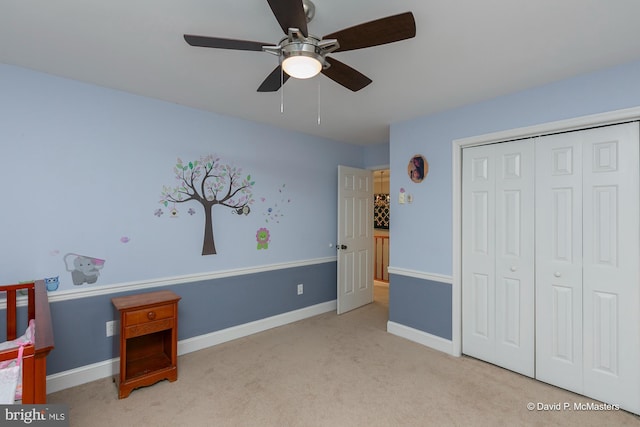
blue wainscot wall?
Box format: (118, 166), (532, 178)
(0, 261), (336, 392)
(43, 260), (336, 392)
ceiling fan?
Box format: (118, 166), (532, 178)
(183, 0), (416, 92)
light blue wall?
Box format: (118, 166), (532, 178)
(0, 63), (363, 375)
(0, 64), (363, 290)
(363, 141), (390, 169)
(389, 59), (640, 338)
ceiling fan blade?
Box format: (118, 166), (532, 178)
(257, 65), (291, 92)
(323, 12), (416, 52)
(321, 57), (372, 92)
(267, 0), (308, 37)
(184, 35), (268, 51)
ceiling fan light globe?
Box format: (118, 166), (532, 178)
(282, 55), (322, 79)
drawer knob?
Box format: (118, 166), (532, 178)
(147, 311), (156, 320)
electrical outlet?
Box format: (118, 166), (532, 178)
(297, 283), (304, 295)
(106, 320), (117, 337)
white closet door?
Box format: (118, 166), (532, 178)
(536, 122), (640, 413)
(494, 141), (535, 376)
(462, 144), (496, 364)
(535, 132), (584, 392)
(581, 123), (640, 412)
(463, 140), (535, 377)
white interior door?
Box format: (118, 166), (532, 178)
(462, 140), (535, 377)
(337, 166), (373, 314)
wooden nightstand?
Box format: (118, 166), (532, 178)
(111, 290), (181, 399)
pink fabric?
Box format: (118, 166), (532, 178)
(0, 319), (35, 351)
(0, 320), (35, 401)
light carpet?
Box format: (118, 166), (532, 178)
(48, 286), (640, 426)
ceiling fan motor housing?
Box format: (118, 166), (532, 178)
(281, 35), (324, 66)
(264, 29), (339, 78)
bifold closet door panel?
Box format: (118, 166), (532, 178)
(493, 141), (535, 376)
(462, 140), (535, 377)
(581, 123), (640, 413)
(536, 122), (640, 413)
(535, 132), (584, 393)
(462, 144), (496, 364)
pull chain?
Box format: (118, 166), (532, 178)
(280, 63), (284, 113)
(317, 77), (321, 125)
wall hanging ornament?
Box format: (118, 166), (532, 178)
(408, 154), (428, 183)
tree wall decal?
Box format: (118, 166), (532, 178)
(159, 155), (255, 255)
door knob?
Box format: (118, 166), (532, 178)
(339, 244), (347, 250)
(510, 266), (517, 272)
(554, 272), (562, 278)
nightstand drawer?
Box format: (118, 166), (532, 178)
(124, 305), (175, 326)
(125, 318), (174, 338)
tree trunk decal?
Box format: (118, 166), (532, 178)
(202, 203), (216, 255)
(159, 155), (254, 255)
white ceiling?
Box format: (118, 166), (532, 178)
(3, 0), (640, 145)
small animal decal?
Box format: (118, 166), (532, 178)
(64, 253), (105, 286)
(44, 276), (59, 291)
(256, 228), (270, 250)
(235, 205), (251, 215)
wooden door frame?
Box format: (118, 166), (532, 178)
(451, 106), (640, 357)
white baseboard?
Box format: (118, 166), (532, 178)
(177, 300), (336, 355)
(387, 321), (456, 356)
(46, 300), (337, 394)
(46, 358), (118, 395)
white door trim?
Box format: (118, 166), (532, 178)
(451, 105), (640, 357)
